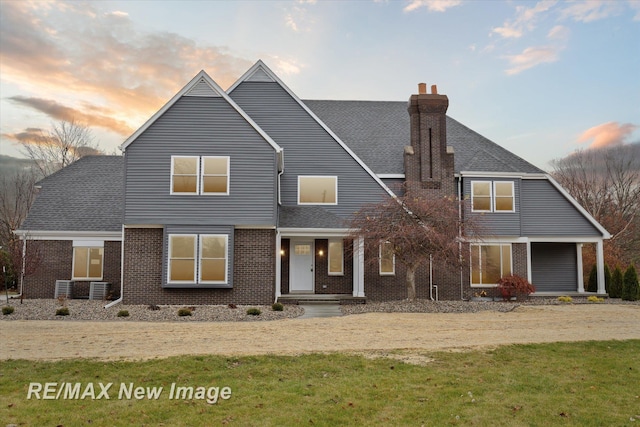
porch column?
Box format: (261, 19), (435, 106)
(352, 236), (365, 297)
(526, 240), (533, 284)
(275, 231), (282, 300)
(596, 240), (606, 294)
(576, 243), (584, 293)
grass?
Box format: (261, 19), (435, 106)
(1, 340), (638, 426)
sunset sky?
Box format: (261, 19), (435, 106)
(1, 0), (639, 170)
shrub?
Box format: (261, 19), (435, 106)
(557, 296), (573, 303)
(271, 303), (284, 312)
(496, 275), (535, 301)
(246, 308), (261, 316)
(587, 296), (604, 303)
(2, 306), (15, 315)
(604, 264), (612, 294)
(622, 264), (639, 301)
(610, 266), (624, 298)
(177, 308), (192, 316)
(117, 310), (130, 317)
(586, 265), (597, 293)
(56, 307), (70, 316)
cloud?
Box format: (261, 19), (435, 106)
(0, 1), (253, 135)
(560, 0), (622, 23)
(491, 0), (557, 39)
(577, 122), (639, 149)
(503, 25), (568, 75)
(8, 96), (134, 135)
(267, 56), (304, 76)
(404, 0), (462, 13)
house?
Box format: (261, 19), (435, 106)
(16, 61), (610, 305)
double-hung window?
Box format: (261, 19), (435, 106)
(471, 181), (514, 212)
(168, 234), (228, 284)
(470, 244), (512, 286)
(171, 156), (229, 195)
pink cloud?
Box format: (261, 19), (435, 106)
(578, 122), (639, 149)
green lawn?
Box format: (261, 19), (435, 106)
(1, 340), (638, 426)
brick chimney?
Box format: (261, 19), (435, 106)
(404, 83), (455, 196)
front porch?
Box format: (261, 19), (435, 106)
(278, 293), (366, 305)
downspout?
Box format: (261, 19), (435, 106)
(274, 150), (284, 304)
(104, 224), (125, 309)
(458, 176), (467, 300)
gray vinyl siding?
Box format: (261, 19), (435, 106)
(531, 243), (577, 292)
(124, 96), (277, 226)
(520, 180), (601, 236)
(463, 177), (521, 236)
(162, 225), (234, 288)
(229, 82), (390, 221)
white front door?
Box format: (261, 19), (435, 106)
(290, 240), (314, 293)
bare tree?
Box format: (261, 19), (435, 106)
(348, 192), (483, 301)
(0, 235), (43, 303)
(0, 168), (38, 250)
(551, 143), (640, 267)
(19, 119), (101, 178)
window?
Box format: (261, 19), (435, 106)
(298, 176), (337, 205)
(328, 240), (344, 275)
(201, 156), (229, 194)
(199, 235), (228, 283)
(471, 244), (511, 286)
(171, 156), (229, 195)
(171, 156), (199, 194)
(168, 234), (228, 284)
(72, 247), (104, 280)
(471, 181), (514, 212)
(379, 241), (395, 276)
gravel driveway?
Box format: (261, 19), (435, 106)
(2, 303), (638, 361)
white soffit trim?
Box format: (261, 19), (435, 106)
(278, 228), (350, 237)
(459, 171), (547, 179)
(544, 174), (611, 239)
(14, 230), (122, 241)
(378, 174), (405, 179)
(228, 60), (397, 199)
(120, 70), (282, 154)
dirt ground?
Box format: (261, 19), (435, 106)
(2, 304), (639, 361)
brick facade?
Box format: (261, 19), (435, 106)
(314, 239), (353, 294)
(22, 239), (121, 299)
(123, 228), (275, 305)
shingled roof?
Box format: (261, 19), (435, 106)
(303, 100), (543, 175)
(19, 156), (123, 232)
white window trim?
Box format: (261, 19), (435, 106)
(200, 156), (230, 196)
(328, 239), (344, 276)
(198, 234), (229, 284)
(170, 155), (200, 195)
(297, 176), (338, 205)
(471, 180), (515, 213)
(470, 243), (513, 287)
(167, 234), (197, 284)
(493, 181), (515, 213)
(71, 246), (104, 281)
(379, 241), (395, 276)
(471, 181), (493, 213)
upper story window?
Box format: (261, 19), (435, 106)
(298, 176), (337, 205)
(171, 156), (229, 195)
(471, 181), (514, 212)
(72, 245), (104, 281)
